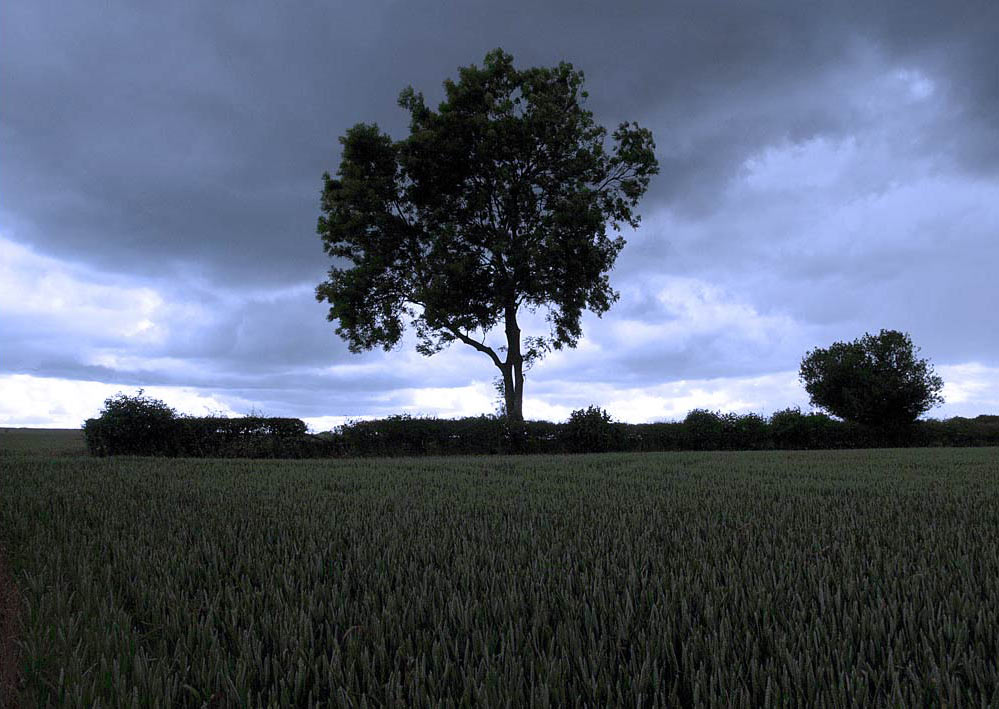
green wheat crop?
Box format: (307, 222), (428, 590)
(1, 446), (997, 706)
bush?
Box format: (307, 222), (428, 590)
(83, 391), (313, 458)
(726, 413), (770, 450)
(335, 415), (505, 457)
(330, 415), (563, 457)
(175, 416), (310, 457)
(682, 409), (725, 450)
(769, 407), (867, 449)
(561, 406), (621, 453)
(84, 390), (178, 456)
(917, 416), (999, 448)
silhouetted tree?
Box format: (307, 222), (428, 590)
(799, 329), (944, 427)
(315, 48), (658, 422)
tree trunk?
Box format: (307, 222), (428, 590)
(500, 366), (519, 422)
(502, 302), (525, 423)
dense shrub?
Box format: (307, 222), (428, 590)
(561, 406), (622, 453)
(335, 415), (499, 456)
(770, 408), (838, 449)
(919, 415), (999, 447)
(175, 416), (310, 458)
(324, 409), (999, 457)
(83, 391), (178, 456)
(83, 392), (315, 458)
(726, 412), (770, 450)
(332, 415), (561, 457)
(677, 411), (771, 451)
(682, 409), (725, 450)
(617, 422), (681, 451)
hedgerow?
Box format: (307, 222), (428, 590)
(83, 392), (999, 458)
(83, 392), (323, 458)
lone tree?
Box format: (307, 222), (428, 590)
(799, 329), (944, 427)
(315, 49), (658, 422)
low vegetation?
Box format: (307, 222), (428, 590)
(1, 439), (998, 705)
(82, 392), (999, 458)
(82, 392), (316, 459)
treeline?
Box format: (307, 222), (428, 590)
(84, 393), (999, 458)
(323, 408), (999, 456)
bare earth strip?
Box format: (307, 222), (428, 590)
(0, 544), (21, 709)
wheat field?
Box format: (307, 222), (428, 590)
(1, 432), (997, 706)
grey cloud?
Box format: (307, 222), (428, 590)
(3, 0), (998, 422)
(4, 0), (998, 282)
(2, 1), (389, 284)
(156, 291), (354, 369)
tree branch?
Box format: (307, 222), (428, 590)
(595, 163), (635, 192)
(446, 326), (503, 369)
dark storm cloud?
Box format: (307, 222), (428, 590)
(4, 0), (997, 282)
(3, 0), (998, 423)
(2, 1), (388, 284)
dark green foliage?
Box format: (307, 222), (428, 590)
(918, 415), (999, 447)
(726, 411), (769, 449)
(174, 416), (312, 458)
(626, 421), (687, 450)
(800, 329), (945, 427)
(334, 415), (558, 457)
(682, 409), (725, 450)
(4, 449), (999, 705)
(81, 393), (999, 458)
(335, 414), (500, 456)
(315, 48), (658, 421)
(326, 411), (999, 456)
(561, 406), (622, 453)
(769, 407), (845, 449)
(679, 411), (774, 451)
(83, 390), (177, 456)
(82, 392), (315, 458)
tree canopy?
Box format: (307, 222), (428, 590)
(799, 329), (945, 427)
(316, 48), (658, 421)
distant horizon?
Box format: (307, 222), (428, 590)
(3, 2), (997, 427)
(4, 369), (994, 433)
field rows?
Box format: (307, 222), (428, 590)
(1, 447), (998, 706)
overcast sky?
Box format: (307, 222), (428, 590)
(3, 0), (997, 429)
